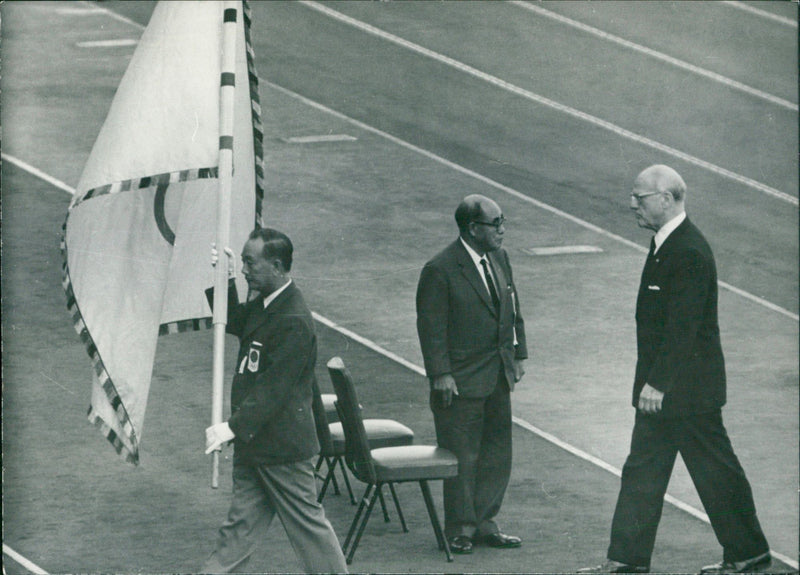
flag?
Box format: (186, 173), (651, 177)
(61, 1), (264, 464)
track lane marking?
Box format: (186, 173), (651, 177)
(510, 1), (797, 111)
(76, 0), (143, 29)
(299, 0), (797, 207)
(722, 1), (798, 28)
(76, 39), (138, 48)
(3, 544), (48, 575)
(282, 134), (358, 143)
(522, 245), (603, 256)
(2, 154), (76, 196)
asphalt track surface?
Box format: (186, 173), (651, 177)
(2, 1), (797, 572)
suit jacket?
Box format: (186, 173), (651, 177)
(207, 281), (320, 466)
(634, 218), (726, 417)
(416, 239), (527, 397)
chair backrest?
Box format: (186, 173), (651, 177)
(327, 357), (377, 484)
(310, 376), (334, 455)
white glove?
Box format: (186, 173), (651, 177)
(205, 421), (235, 454)
(211, 243), (236, 279)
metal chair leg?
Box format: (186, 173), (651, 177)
(337, 456), (356, 504)
(388, 482), (408, 532)
(343, 483), (373, 554)
(420, 480), (453, 562)
(317, 457), (341, 503)
(347, 482), (381, 565)
(328, 457), (341, 495)
(378, 484), (391, 523)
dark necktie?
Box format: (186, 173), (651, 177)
(648, 237), (656, 257)
(480, 258), (500, 310)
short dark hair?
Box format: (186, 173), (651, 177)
(454, 197), (484, 234)
(248, 227), (293, 271)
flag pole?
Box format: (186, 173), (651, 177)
(211, 1), (240, 489)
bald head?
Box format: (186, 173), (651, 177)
(634, 164), (687, 203)
(630, 165), (687, 232)
(455, 195), (500, 233)
(455, 194), (505, 254)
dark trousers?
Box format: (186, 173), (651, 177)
(608, 410), (769, 567)
(431, 371), (512, 539)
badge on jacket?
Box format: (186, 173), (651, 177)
(247, 342), (262, 372)
(239, 341), (263, 374)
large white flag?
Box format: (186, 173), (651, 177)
(62, 1), (264, 464)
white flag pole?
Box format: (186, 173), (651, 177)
(211, 1), (240, 489)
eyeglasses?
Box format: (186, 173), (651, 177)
(472, 215), (506, 230)
(630, 191), (661, 202)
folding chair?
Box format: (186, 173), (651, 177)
(327, 356), (459, 564)
(312, 381), (414, 506)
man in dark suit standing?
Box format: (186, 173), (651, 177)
(416, 194), (528, 555)
(203, 228), (347, 573)
(580, 166), (770, 574)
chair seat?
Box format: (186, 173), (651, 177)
(371, 446), (459, 482)
(330, 419), (414, 452)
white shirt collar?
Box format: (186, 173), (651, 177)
(460, 237), (486, 267)
(460, 237), (497, 292)
(263, 279), (292, 309)
(653, 212), (686, 254)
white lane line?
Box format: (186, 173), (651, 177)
(55, 7), (107, 16)
(266, 79), (799, 322)
(2, 154), (76, 196)
(510, 1), (797, 112)
(40, 371), (77, 395)
(313, 312), (798, 571)
(722, 1), (798, 28)
(76, 39), (138, 48)
(523, 245), (603, 256)
(76, 0), (145, 30)
(300, 0), (797, 207)
(313, 313), (426, 376)
(3, 544), (48, 575)
(282, 134), (358, 143)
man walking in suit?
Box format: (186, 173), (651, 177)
(203, 227), (347, 573)
(416, 194), (528, 555)
(580, 166), (770, 574)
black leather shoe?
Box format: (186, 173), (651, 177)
(699, 552), (771, 574)
(577, 560), (649, 573)
(479, 532), (522, 548)
(447, 535), (473, 554)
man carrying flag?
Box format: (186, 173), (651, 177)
(203, 229), (347, 574)
(62, 1), (263, 465)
